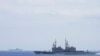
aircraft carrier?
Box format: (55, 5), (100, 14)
(34, 39), (96, 55)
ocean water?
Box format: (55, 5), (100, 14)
(0, 51), (100, 56)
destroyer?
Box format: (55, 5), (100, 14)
(34, 39), (96, 55)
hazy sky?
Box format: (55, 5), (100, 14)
(0, 0), (100, 51)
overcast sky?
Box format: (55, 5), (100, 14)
(0, 0), (100, 51)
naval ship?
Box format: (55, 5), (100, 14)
(34, 39), (96, 55)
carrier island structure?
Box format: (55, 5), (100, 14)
(34, 39), (96, 55)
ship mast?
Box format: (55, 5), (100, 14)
(53, 40), (57, 48)
(65, 38), (69, 49)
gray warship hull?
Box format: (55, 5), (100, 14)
(34, 39), (96, 55)
(34, 51), (96, 55)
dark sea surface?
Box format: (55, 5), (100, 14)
(0, 51), (100, 56)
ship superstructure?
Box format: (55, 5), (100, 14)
(52, 39), (76, 53)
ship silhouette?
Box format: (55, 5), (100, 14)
(34, 39), (96, 55)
